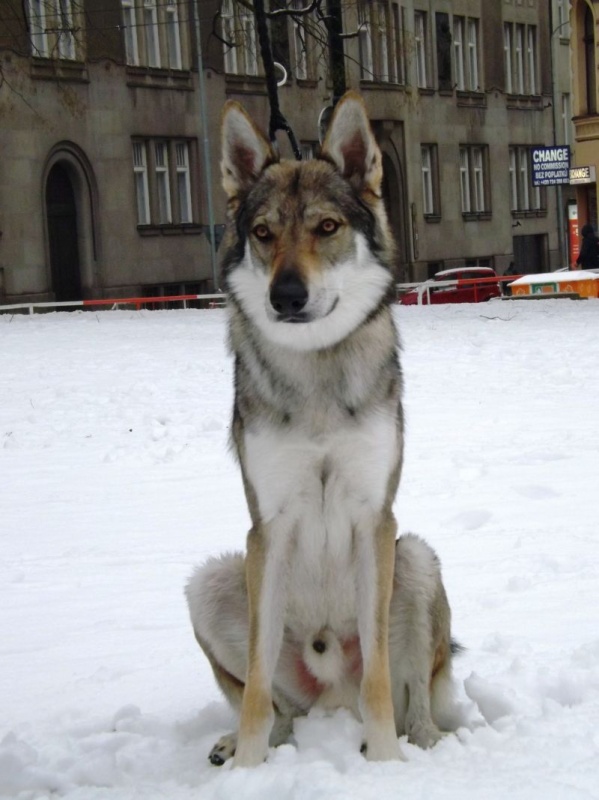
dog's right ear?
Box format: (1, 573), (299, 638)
(221, 101), (276, 198)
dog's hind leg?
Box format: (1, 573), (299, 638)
(388, 534), (454, 749)
(356, 512), (405, 762)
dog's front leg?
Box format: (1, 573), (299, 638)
(356, 512), (405, 762)
(234, 525), (287, 767)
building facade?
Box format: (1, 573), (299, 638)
(0, 0), (575, 303)
(570, 0), (599, 249)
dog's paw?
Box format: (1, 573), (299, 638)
(209, 732), (237, 766)
(407, 722), (443, 749)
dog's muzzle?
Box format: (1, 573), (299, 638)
(269, 271), (309, 322)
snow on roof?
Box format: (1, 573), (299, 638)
(435, 267), (495, 278)
(510, 270), (599, 285)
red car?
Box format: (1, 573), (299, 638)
(400, 267), (501, 305)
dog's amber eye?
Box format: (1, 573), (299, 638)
(253, 224), (272, 242)
(317, 219), (340, 236)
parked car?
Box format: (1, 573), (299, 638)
(399, 267), (501, 305)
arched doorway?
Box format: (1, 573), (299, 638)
(46, 163), (82, 301)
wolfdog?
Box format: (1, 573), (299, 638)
(186, 92), (458, 767)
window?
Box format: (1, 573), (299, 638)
(240, 4), (258, 75)
(453, 15), (479, 91)
(459, 145), (489, 215)
(155, 142), (172, 224)
(57, 0), (76, 60)
(292, 0), (308, 80)
(514, 24), (524, 94)
(27, 0), (79, 60)
(165, 1), (182, 70)
(421, 144), (439, 217)
(390, 3), (404, 84)
(557, 0), (570, 39)
(436, 12), (451, 91)
(375, 3), (390, 82)
(143, 0), (160, 68)
(122, 0), (139, 65)
(358, 3), (374, 80)
(359, 1), (401, 83)
(221, 0), (238, 74)
(504, 22), (538, 95)
(121, 0), (186, 69)
(453, 16), (465, 91)
(467, 19), (479, 91)
(176, 143), (193, 224)
(526, 26), (536, 95)
(504, 23), (513, 94)
(133, 142), (150, 226)
(301, 142), (316, 161)
(414, 11), (428, 88)
(133, 139), (196, 227)
(509, 146), (546, 213)
(28, 0), (48, 57)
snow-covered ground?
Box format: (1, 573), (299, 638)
(1, 299), (598, 799)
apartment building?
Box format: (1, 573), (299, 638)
(0, 0), (575, 303)
(570, 0), (599, 243)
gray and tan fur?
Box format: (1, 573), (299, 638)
(186, 92), (459, 767)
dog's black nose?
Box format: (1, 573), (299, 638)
(270, 271), (308, 317)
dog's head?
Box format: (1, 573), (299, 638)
(220, 91), (396, 351)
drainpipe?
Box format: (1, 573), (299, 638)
(550, 7), (570, 267)
(192, 0), (219, 291)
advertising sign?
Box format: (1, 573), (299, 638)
(531, 146), (570, 186)
(569, 165), (596, 185)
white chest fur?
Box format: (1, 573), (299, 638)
(243, 409), (400, 636)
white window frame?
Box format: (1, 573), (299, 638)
(421, 145), (434, 215)
(509, 147), (518, 211)
(221, 0), (239, 74)
(518, 147), (529, 211)
(504, 23), (513, 94)
(240, 5), (258, 76)
(154, 142), (172, 225)
(292, 0), (308, 80)
(133, 142), (151, 226)
(472, 146), (485, 213)
(557, 0), (570, 38)
(175, 142), (193, 224)
(453, 16), (465, 91)
(29, 0), (49, 57)
(467, 18), (479, 91)
(459, 147), (471, 213)
(359, 4), (374, 81)
(165, 1), (183, 70)
(143, 0), (161, 68)
(57, 0), (76, 60)
(460, 145), (488, 215)
(376, 3), (390, 82)
(527, 26), (537, 95)
(414, 11), (427, 88)
(121, 0), (139, 65)
(514, 24), (525, 95)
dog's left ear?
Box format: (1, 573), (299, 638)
(321, 91), (383, 197)
(221, 101), (277, 198)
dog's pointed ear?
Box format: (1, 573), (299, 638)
(221, 101), (277, 198)
(321, 91), (382, 196)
